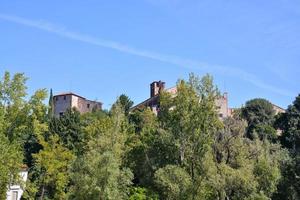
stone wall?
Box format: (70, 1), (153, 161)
(54, 95), (72, 116)
(53, 93), (102, 116)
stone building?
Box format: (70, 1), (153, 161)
(53, 92), (102, 117)
(271, 103), (285, 115)
(131, 81), (232, 118)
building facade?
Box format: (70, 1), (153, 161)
(53, 92), (102, 117)
(6, 167), (28, 200)
(132, 81), (232, 118)
(272, 103), (285, 115)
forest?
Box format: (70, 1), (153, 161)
(0, 71), (299, 200)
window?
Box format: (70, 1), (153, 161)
(55, 96), (58, 101)
(12, 191), (18, 200)
(63, 95), (66, 100)
(219, 113), (223, 118)
(87, 104), (90, 108)
(59, 112), (64, 117)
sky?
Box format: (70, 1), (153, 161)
(0, 0), (299, 109)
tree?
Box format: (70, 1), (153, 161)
(49, 108), (85, 155)
(273, 94), (300, 199)
(197, 117), (283, 200)
(154, 165), (192, 200)
(118, 94), (134, 116)
(33, 135), (74, 199)
(275, 94), (300, 152)
(48, 88), (54, 118)
(128, 187), (158, 200)
(0, 71), (28, 141)
(23, 89), (48, 167)
(69, 103), (133, 200)
(159, 74), (221, 176)
(157, 74), (225, 198)
(0, 132), (23, 199)
(126, 108), (177, 186)
(241, 98), (276, 140)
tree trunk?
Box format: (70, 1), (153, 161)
(39, 185), (45, 200)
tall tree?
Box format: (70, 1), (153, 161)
(48, 88), (54, 119)
(0, 71), (28, 141)
(116, 94), (134, 116)
(33, 135), (74, 200)
(49, 108), (85, 155)
(23, 89), (48, 167)
(126, 108), (177, 186)
(69, 102), (133, 200)
(158, 74), (222, 198)
(273, 94), (300, 199)
(275, 94), (300, 152)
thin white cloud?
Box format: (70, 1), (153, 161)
(0, 14), (294, 97)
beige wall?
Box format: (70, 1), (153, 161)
(53, 94), (102, 116)
(54, 95), (72, 116)
(215, 93), (230, 118)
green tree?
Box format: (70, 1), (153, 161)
(33, 135), (75, 200)
(128, 187), (158, 200)
(118, 94), (134, 116)
(0, 71), (28, 141)
(207, 117), (283, 200)
(49, 108), (85, 155)
(273, 94), (300, 199)
(126, 108), (177, 186)
(23, 89), (48, 167)
(69, 103), (133, 200)
(0, 132), (23, 199)
(241, 98), (276, 140)
(154, 165), (192, 200)
(159, 74), (221, 179)
(275, 94), (300, 152)
(48, 88), (54, 118)
(156, 74), (225, 199)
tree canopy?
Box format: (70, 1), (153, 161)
(1, 71), (299, 200)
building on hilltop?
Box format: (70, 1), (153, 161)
(131, 80), (232, 119)
(271, 103), (285, 115)
(53, 92), (102, 117)
(131, 81), (286, 121)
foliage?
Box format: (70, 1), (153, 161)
(33, 135), (75, 199)
(128, 187), (158, 200)
(159, 74), (222, 179)
(48, 88), (54, 118)
(154, 165), (192, 200)
(69, 103), (134, 200)
(1, 71), (299, 200)
(126, 107), (177, 187)
(241, 98), (276, 140)
(273, 94), (300, 199)
(49, 108), (85, 155)
(275, 94), (300, 151)
(0, 132), (23, 199)
(118, 94), (134, 116)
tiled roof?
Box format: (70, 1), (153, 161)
(54, 92), (102, 104)
(53, 92), (86, 99)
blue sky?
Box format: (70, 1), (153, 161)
(0, 0), (299, 109)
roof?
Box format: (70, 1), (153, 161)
(54, 92), (86, 99)
(271, 103), (285, 111)
(54, 92), (103, 104)
(131, 95), (159, 111)
(21, 164), (29, 171)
